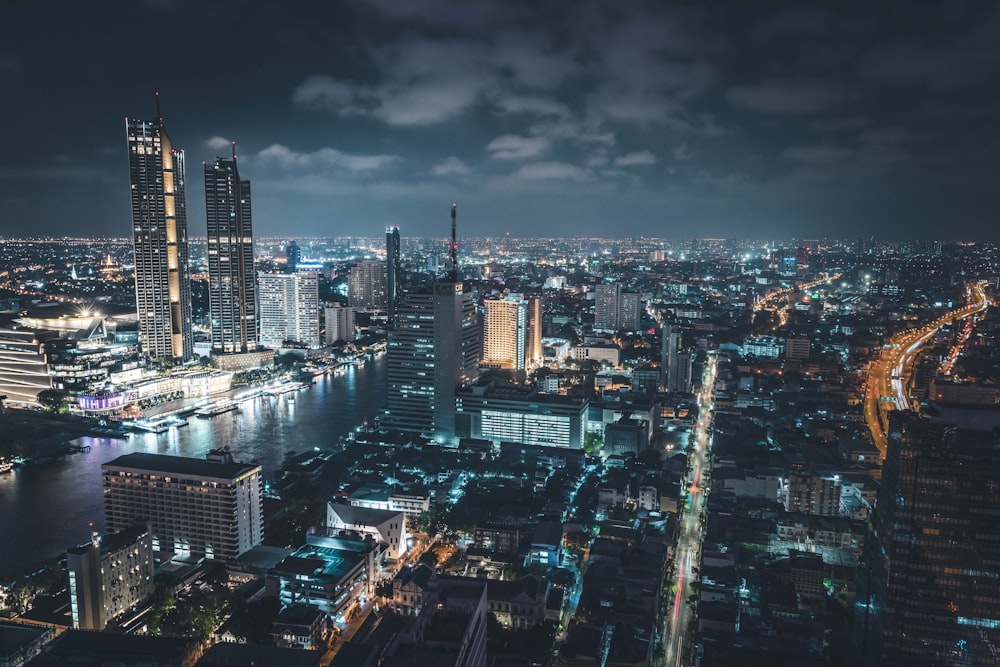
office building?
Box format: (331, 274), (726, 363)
(204, 154), (257, 354)
(286, 240), (301, 273)
(594, 284), (641, 332)
(482, 293), (542, 371)
(858, 410), (1000, 665)
(126, 101), (193, 362)
(258, 272), (320, 348)
(384, 283), (480, 443)
(594, 284), (620, 331)
(784, 335), (811, 361)
(618, 291), (642, 331)
(455, 384), (588, 449)
(348, 260), (387, 310)
(324, 304), (356, 345)
(386, 226), (401, 324)
(102, 450), (263, 563)
(67, 524), (155, 630)
(0, 326), (52, 402)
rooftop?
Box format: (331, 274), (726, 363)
(328, 502), (401, 526)
(102, 452), (260, 481)
(272, 544), (365, 583)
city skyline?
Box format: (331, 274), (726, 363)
(2, 2), (999, 240)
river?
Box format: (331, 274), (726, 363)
(0, 358), (386, 579)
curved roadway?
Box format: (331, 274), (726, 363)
(864, 282), (990, 458)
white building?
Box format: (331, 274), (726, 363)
(102, 450), (263, 562)
(324, 304), (357, 345)
(67, 524), (155, 630)
(327, 503), (408, 560)
(258, 272), (320, 349)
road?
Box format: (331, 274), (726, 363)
(662, 353), (718, 667)
(864, 282), (990, 458)
(753, 273), (841, 313)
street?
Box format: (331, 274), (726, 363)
(663, 353), (718, 667)
(864, 282), (989, 458)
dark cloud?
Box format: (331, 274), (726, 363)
(0, 0), (997, 239)
(726, 80), (846, 115)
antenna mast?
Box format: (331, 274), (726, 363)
(449, 203), (458, 282)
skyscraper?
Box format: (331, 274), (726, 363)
(285, 240), (300, 273)
(384, 205), (479, 444)
(482, 293), (542, 371)
(662, 326), (679, 391)
(348, 260), (387, 310)
(204, 152), (256, 354)
(126, 98), (193, 362)
(258, 272), (320, 349)
(386, 226), (401, 324)
(103, 451), (262, 562)
(858, 409), (1000, 665)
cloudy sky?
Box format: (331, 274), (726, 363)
(1, 1), (998, 240)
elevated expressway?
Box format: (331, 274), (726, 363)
(864, 282), (990, 458)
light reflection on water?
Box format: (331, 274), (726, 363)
(0, 358), (385, 578)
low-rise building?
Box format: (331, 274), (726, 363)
(326, 503), (408, 560)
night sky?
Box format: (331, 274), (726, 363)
(1, 1), (998, 240)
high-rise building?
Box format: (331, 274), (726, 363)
(386, 226), (401, 324)
(348, 260), (387, 310)
(102, 450), (263, 562)
(618, 291), (642, 331)
(258, 272), (320, 349)
(324, 304), (356, 345)
(594, 284), (642, 332)
(126, 100), (193, 362)
(384, 205), (479, 444)
(204, 154), (256, 354)
(858, 409), (1000, 665)
(482, 294), (542, 371)
(384, 283), (480, 443)
(594, 284), (620, 331)
(67, 524), (155, 630)
(285, 240), (300, 273)
(662, 326), (680, 391)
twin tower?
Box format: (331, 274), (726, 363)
(126, 98), (254, 362)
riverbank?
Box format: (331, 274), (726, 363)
(0, 410), (127, 464)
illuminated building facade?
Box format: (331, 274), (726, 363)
(205, 155), (257, 354)
(348, 260), (387, 310)
(67, 524), (154, 631)
(384, 281), (480, 443)
(482, 293), (542, 371)
(258, 272), (320, 348)
(102, 451), (262, 563)
(126, 105), (193, 362)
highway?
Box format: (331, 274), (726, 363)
(864, 282), (990, 458)
(752, 273), (841, 313)
(663, 353), (718, 667)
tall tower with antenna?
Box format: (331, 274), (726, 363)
(385, 203), (480, 444)
(205, 140), (257, 355)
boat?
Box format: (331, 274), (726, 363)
(194, 400), (239, 418)
(0, 460), (12, 473)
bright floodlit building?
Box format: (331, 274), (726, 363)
(126, 99), (193, 362)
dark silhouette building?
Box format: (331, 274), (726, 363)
(386, 225), (401, 324)
(858, 409), (1000, 666)
(204, 152), (257, 353)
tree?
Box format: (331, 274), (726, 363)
(583, 431), (604, 455)
(36, 389), (68, 414)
